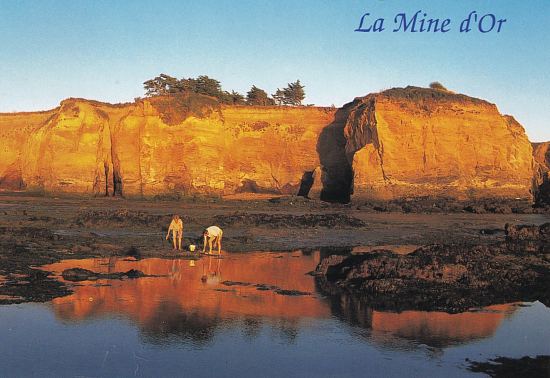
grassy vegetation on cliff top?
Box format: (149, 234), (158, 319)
(380, 86), (491, 106)
(147, 93), (222, 125)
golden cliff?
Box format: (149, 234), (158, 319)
(329, 87), (535, 201)
(0, 88), (538, 201)
(0, 95), (335, 198)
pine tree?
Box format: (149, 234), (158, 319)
(246, 86), (274, 106)
(194, 75), (222, 97)
(229, 90), (246, 105)
(272, 88), (285, 105)
(143, 74), (180, 96)
(282, 80), (305, 106)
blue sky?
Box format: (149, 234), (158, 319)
(1, 0), (548, 141)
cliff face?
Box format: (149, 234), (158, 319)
(532, 142), (550, 206)
(335, 87), (535, 200)
(0, 88), (537, 201)
(0, 110), (56, 190)
(0, 95), (335, 197)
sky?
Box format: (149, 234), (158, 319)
(0, 0), (549, 141)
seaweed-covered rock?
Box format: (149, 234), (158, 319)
(505, 222), (550, 241)
(214, 212), (366, 228)
(315, 230), (550, 312)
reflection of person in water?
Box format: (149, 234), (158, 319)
(201, 256), (222, 284)
(203, 226), (223, 255)
(166, 215), (183, 251)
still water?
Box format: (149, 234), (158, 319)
(1, 251), (549, 377)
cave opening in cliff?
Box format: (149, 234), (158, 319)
(317, 109), (354, 204)
(297, 170), (315, 198)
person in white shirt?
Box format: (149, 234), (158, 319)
(166, 215), (183, 251)
(203, 225), (223, 255)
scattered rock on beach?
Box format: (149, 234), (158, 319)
(505, 222), (550, 241)
(214, 212), (367, 228)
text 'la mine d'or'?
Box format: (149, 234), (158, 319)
(355, 10), (507, 34)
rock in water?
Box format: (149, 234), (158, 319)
(124, 269), (145, 279)
(315, 231), (550, 313)
(61, 268), (149, 282)
(62, 268), (99, 281)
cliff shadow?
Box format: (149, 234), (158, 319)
(534, 170), (550, 208)
(534, 175), (550, 207)
(297, 170), (315, 197)
(316, 107), (353, 203)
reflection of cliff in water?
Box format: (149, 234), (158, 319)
(140, 300), (220, 346)
(324, 290), (517, 349)
(43, 253), (327, 345)
(43, 252), (516, 349)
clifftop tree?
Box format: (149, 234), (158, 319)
(272, 88), (285, 106)
(282, 80), (305, 106)
(246, 86), (274, 106)
(228, 90), (246, 105)
(143, 74), (246, 105)
(143, 74), (296, 106)
(143, 74), (181, 96)
(188, 75), (222, 97)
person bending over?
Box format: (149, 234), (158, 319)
(166, 214), (183, 251)
(203, 226), (223, 255)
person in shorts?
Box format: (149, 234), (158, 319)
(166, 214), (183, 251)
(203, 226), (223, 255)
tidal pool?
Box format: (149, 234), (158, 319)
(0, 251), (549, 377)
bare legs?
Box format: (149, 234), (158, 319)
(217, 232), (223, 255)
(203, 234), (222, 255)
(172, 231), (182, 250)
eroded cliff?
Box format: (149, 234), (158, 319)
(0, 88), (538, 201)
(335, 87), (535, 201)
(0, 95), (335, 197)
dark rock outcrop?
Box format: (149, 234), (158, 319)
(315, 227), (550, 313)
(505, 222), (550, 241)
(467, 355), (550, 377)
(214, 212), (366, 228)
